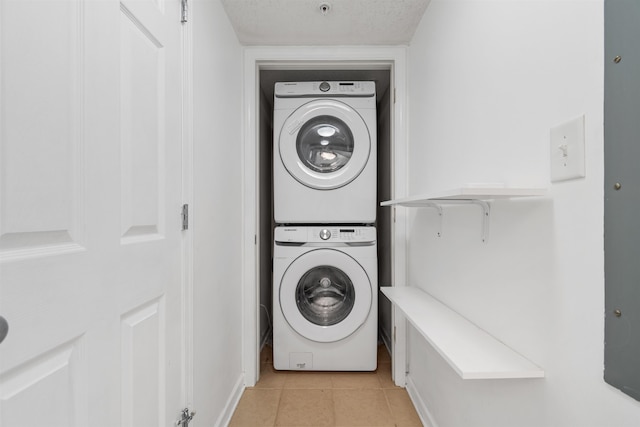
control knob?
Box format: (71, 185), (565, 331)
(319, 81), (330, 92)
(319, 229), (331, 240)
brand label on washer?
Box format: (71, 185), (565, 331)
(289, 352), (313, 370)
(275, 227), (307, 242)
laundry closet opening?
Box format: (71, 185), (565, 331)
(256, 66), (394, 372)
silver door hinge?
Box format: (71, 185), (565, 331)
(181, 0), (188, 23)
(182, 204), (189, 230)
(176, 408), (196, 426)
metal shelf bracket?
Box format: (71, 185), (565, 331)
(471, 200), (491, 243)
(430, 199), (491, 243)
(420, 202), (443, 238)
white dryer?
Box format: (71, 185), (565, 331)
(273, 81), (377, 224)
(273, 226), (378, 371)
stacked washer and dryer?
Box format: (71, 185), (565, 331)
(272, 81), (378, 371)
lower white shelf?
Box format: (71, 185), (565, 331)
(381, 286), (544, 380)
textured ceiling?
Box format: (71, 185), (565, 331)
(220, 0), (431, 46)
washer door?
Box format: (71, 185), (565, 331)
(279, 99), (371, 190)
(280, 248), (373, 343)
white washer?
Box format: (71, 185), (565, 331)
(273, 226), (378, 371)
(273, 81), (377, 224)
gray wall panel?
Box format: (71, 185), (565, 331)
(604, 0), (640, 401)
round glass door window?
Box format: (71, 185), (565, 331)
(278, 99), (371, 190)
(279, 248), (372, 342)
(296, 265), (355, 326)
(296, 116), (354, 174)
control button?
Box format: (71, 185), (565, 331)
(0, 316), (8, 344)
(319, 229), (331, 240)
(319, 81), (330, 92)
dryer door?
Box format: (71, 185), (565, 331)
(279, 248), (373, 343)
(278, 99), (371, 190)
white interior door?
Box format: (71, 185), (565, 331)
(0, 0), (185, 425)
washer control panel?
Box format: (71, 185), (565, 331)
(275, 226), (376, 244)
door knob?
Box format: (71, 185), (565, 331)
(0, 316), (8, 344)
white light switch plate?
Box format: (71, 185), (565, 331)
(550, 115), (586, 182)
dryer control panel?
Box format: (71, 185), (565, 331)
(275, 81), (376, 98)
(275, 226), (376, 244)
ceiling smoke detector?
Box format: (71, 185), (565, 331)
(319, 2), (331, 15)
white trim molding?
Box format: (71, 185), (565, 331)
(213, 374), (245, 427)
(406, 375), (438, 427)
(241, 46), (409, 386)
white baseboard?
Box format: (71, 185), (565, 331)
(406, 375), (438, 427)
(214, 374), (245, 427)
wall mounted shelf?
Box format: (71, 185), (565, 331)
(381, 187), (546, 242)
(381, 286), (545, 380)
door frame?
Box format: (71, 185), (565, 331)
(241, 46), (409, 386)
(180, 10), (194, 413)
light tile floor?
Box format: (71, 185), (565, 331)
(229, 345), (423, 427)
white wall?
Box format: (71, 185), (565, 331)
(406, 0), (640, 426)
(191, 1), (243, 425)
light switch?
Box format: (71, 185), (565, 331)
(550, 115), (586, 182)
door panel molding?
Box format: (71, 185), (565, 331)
(0, 0), (86, 261)
(0, 336), (87, 426)
(119, 4), (166, 244)
(121, 297), (166, 427)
